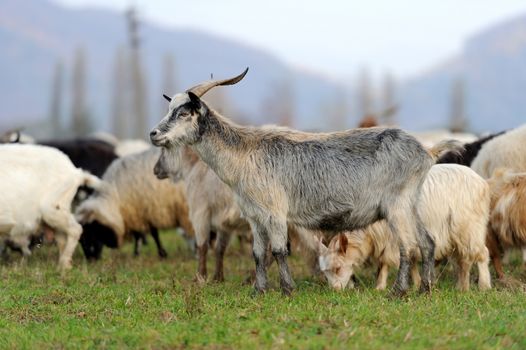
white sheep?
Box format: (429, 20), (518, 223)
(0, 144), (100, 269)
(318, 164), (491, 291)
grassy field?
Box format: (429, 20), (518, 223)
(0, 231), (525, 349)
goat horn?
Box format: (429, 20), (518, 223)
(186, 67), (249, 98)
(163, 94), (172, 102)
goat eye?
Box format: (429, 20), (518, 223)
(334, 267), (341, 274)
(179, 112), (190, 118)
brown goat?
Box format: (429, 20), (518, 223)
(486, 169), (526, 280)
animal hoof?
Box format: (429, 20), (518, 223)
(418, 285), (432, 294)
(243, 271), (256, 285)
(251, 286), (267, 297)
(158, 250), (168, 259)
(280, 282), (295, 296)
(388, 286), (408, 299)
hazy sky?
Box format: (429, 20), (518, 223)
(55, 0), (526, 79)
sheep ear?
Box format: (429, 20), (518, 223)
(338, 234), (348, 254)
(163, 94), (172, 102)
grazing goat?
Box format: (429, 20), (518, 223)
(154, 146), (251, 282)
(76, 148), (194, 260)
(318, 164), (491, 291)
(150, 68), (456, 296)
(0, 144), (100, 269)
(486, 169), (526, 280)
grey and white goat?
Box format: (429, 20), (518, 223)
(150, 68), (452, 296)
(154, 146), (251, 282)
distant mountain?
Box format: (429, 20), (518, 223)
(399, 14), (526, 132)
(0, 0), (345, 137)
(2, 0), (526, 137)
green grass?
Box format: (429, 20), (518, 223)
(0, 231), (525, 349)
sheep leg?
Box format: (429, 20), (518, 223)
(456, 257), (473, 291)
(42, 208), (82, 270)
(132, 231), (142, 257)
(150, 226), (167, 258)
(213, 231), (231, 282)
(411, 261), (421, 289)
(92, 240), (103, 260)
(194, 243), (208, 284)
(477, 247), (492, 290)
(376, 263), (389, 290)
(486, 228), (506, 280)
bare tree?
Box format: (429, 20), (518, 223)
(71, 47), (91, 137)
(111, 47), (127, 138)
(49, 60), (64, 138)
(450, 78), (468, 133)
(126, 7), (148, 139)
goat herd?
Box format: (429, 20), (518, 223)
(1, 68), (525, 298)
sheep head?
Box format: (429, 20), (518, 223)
(150, 68), (248, 148)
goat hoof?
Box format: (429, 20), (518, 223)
(388, 286), (408, 299)
(158, 250), (168, 259)
(280, 282), (295, 296)
(252, 284), (267, 296)
(243, 271), (256, 285)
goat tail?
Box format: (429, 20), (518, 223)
(427, 139), (464, 162)
(81, 171), (102, 190)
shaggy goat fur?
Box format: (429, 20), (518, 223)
(154, 146), (251, 282)
(75, 148), (194, 259)
(318, 164), (491, 291)
(0, 144), (100, 269)
(486, 169), (526, 279)
(150, 69), (458, 295)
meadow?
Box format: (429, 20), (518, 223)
(0, 231), (524, 349)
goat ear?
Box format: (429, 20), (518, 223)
(315, 236), (328, 255)
(163, 94), (172, 102)
(338, 234), (348, 254)
(187, 91), (202, 110)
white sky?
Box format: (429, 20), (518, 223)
(55, 0), (526, 80)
